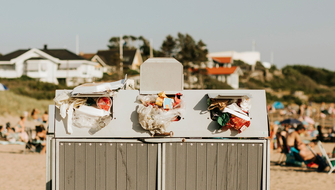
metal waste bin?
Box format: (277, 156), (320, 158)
(46, 58), (270, 190)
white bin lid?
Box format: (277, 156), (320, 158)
(140, 58), (183, 94)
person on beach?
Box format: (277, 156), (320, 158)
(42, 111), (48, 124)
(31, 108), (41, 122)
(35, 125), (47, 154)
(287, 124), (328, 171)
(316, 125), (324, 142)
(15, 116), (28, 142)
(328, 103), (335, 118)
(0, 125), (7, 139)
(287, 124), (315, 161)
(5, 127), (17, 143)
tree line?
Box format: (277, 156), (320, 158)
(107, 33), (208, 67)
(106, 33), (231, 89)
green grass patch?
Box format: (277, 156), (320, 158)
(0, 91), (53, 116)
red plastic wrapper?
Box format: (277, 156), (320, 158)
(225, 116), (250, 133)
(97, 97), (112, 111)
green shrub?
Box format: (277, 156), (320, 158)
(0, 77), (71, 100)
(203, 75), (233, 89)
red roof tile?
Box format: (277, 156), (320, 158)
(207, 66), (237, 75)
(212, 57), (232, 63)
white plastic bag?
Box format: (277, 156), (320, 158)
(137, 94), (158, 106)
(72, 105), (110, 129)
(240, 96), (252, 113)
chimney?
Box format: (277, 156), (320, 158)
(44, 44), (47, 50)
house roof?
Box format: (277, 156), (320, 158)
(80, 53), (96, 60)
(0, 50), (28, 61)
(96, 49), (137, 66)
(212, 57), (232, 64)
(0, 49), (86, 61)
(206, 66), (238, 75)
(42, 49), (86, 60)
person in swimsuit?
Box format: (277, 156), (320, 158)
(15, 116), (28, 142)
(42, 111), (49, 124)
(286, 124), (315, 161)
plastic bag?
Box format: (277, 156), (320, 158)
(137, 98), (185, 136)
(225, 116), (250, 133)
(137, 94), (158, 106)
(138, 104), (169, 135)
(54, 91), (72, 109)
(224, 103), (250, 121)
(217, 112), (230, 128)
(240, 96), (252, 113)
(72, 105), (111, 129)
(207, 99), (229, 111)
(54, 91), (87, 109)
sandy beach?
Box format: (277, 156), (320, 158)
(0, 142), (334, 190)
(0, 144), (46, 190)
(270, 142), (335, 190)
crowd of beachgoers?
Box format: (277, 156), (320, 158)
(0, 109), (48, 154)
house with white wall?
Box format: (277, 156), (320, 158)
(206, 66), (243, 89)
(208, 51), (261, 70)
(80, 49), (143, 74)
(0, 46), (103, 86)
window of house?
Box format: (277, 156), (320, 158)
(58, 64), (78, 70)
(0, 64), (16, 70)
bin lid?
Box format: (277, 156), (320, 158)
(140, 58), (183, 94)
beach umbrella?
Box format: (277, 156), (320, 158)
(0, 83), (8, 91)
(273, 101), (284, 109)
(280, 118), (302, 125)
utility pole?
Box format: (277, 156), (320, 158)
(66, 60), (69, 86)
(150, 39), (153, 58)
(119, 35), (123, 76)
(252, 40), (256, 51)
(76, 35), (79, 55)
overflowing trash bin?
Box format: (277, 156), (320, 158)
(46, 58), (270, 190)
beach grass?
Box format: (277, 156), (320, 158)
(0, 90), (53, 116)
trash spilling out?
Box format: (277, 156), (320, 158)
(71, 75), (127, 97)
(137, 91), (184, 136)
(53, 76), (127, 134)
(207, 94), (252, 133)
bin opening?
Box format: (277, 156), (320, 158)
(53, 76), (127, 135)
(137, 91), (184, 137)
(207, 93), (252, 134)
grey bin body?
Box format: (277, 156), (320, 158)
(46, 58), (270, 190)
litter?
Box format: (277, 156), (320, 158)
(137, 91), (184, 136)
(207, 94), (252, 133)
(72, 105), (111, 133)
(97, 97), (112, 111)
(71, 75), (127, 96)
(53, 78), (128, 134)
(225, 116), (251, 133)
(163, 98), (173, 110)
(208, 99), (229, 111)
(223, 103), (250, 121)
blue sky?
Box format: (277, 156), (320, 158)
(1, 0), (334, 70)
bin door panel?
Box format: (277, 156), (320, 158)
(57, 141), (157, 190)
(163, 142), (264, 190)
